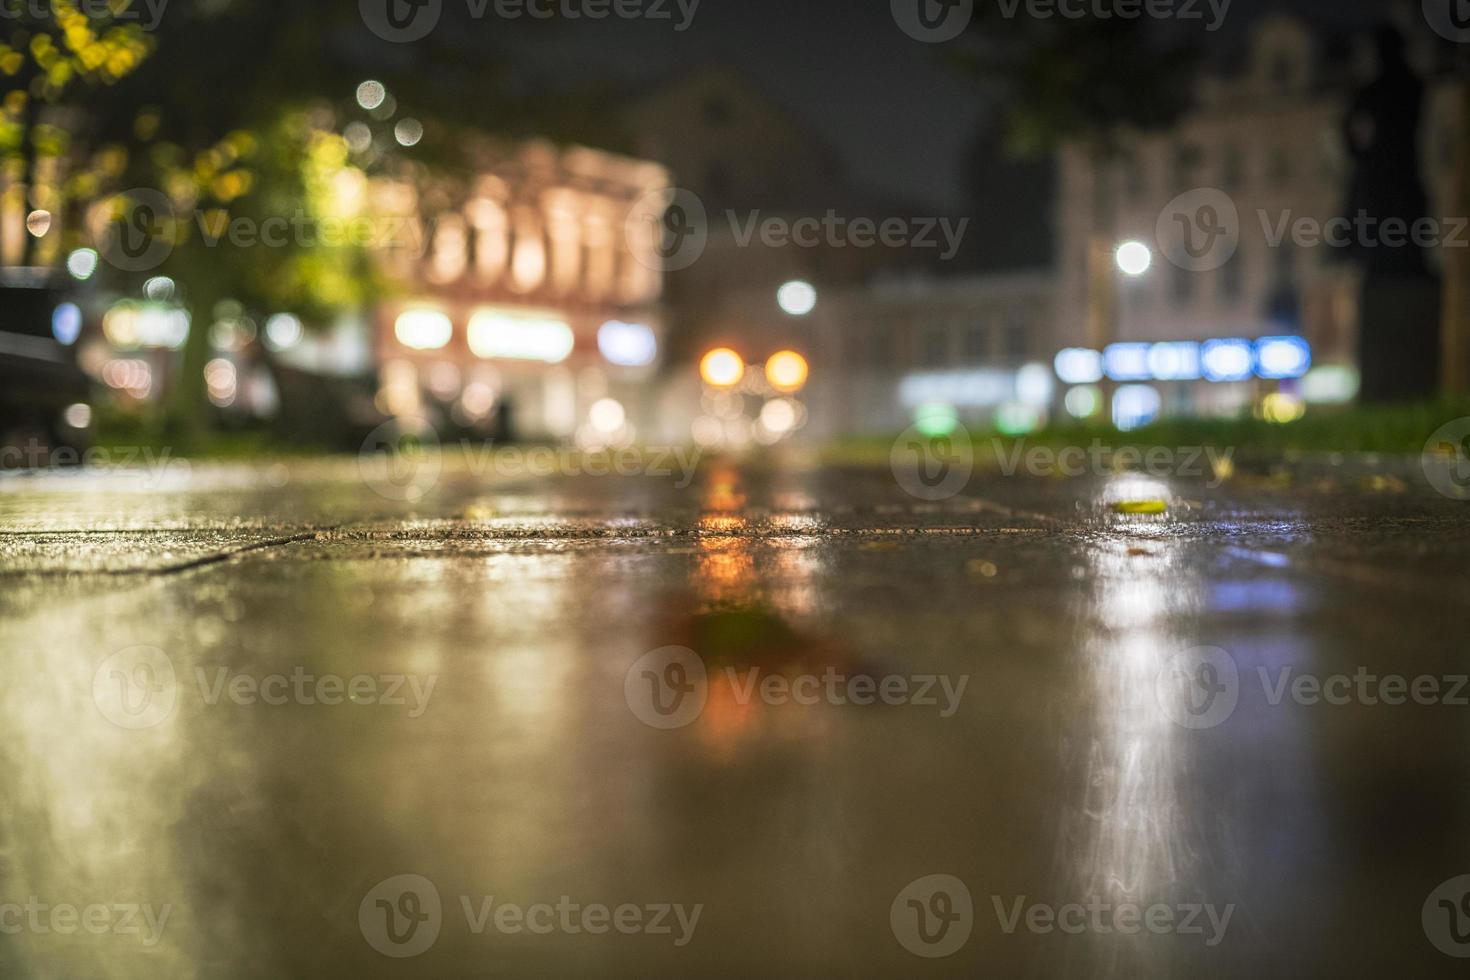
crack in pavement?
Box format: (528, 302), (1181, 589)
(0, 530), (331, 579)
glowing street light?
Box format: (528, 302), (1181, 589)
(777, 280), (817, 316)
(765, 350), (809, 393)
(700, 348), (745, 388)
(1115, 240), (1153, 277)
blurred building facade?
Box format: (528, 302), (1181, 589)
(624, 64), (995, 444)
(366, 139), (671, 445)
(1052, 13), (1465, 423)
(650, 270), (1055, 447)
(622, 65), (945, 364)
(7, 125), (676, 450)
(805, 271), (1057, 438)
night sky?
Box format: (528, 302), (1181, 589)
(507, 0), (1391, 210)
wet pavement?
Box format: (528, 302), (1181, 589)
(2, 451), (1469, 977)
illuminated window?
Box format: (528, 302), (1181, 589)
(543, 189), (583, 296)
(395, 309), (453, 351)
(583, 204), (616, 301)
(510, 207), (547, 294)
(598, 320), (657, 367)
(466, 197), (509, 284)
(429, 214), (468, 285)
(467, 310), (573, 363)
(1113, 385), (1162, 431)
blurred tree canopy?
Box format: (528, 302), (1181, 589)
(0, 0), (154, 266)
(2, 0), (588, 437)
(952, 15), (1199, 353)
(954, 14), (1197, 159)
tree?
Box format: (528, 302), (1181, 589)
(13, 0), (615, 443)
(952, 17), (1196, 351)
(957, 16), (1196, 160)
(0, 0), (154, 268)
(75, 2), (413, 441)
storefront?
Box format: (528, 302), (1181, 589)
(370, 139), (670, 445)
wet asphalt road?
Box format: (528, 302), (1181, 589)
(1, 450), (1469, 978)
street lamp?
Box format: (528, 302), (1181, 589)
(1115, 240), (1153, 277)
(777, 280), (817, 316)
(765, 351), (809, 393)
(700, 348), (745, 388)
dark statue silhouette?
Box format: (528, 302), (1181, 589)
(1341, 25), (1441, 401)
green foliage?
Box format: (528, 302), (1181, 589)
(953, 16), (1197, 158)
(829, 400), (1470, 460)
(1, 0), (155, 265)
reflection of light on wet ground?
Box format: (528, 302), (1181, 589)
(1224, 546), (1291, 569)
(459, 516), (580, 533)
(696, 667), (840, 762)
(695, 505), (755, 605)
(767, 513), (825, 534)
(762, 538), (825, 622)
(658, 603), (847, 762)
(771, 491), (818, 512)
(702, 463), (747, 513)
(1099, 575), (1167, 631)
(698, 515), (747, 535)
(695, 535), (756, 604)
(1211, 579), (1303, 613)
(473, 554), (575, 728)
(1102, 476), (1174, 507)
(1069, 529), (1205, 976)
(0, 607), (193, 978)
(1099, 474), (1176, 519)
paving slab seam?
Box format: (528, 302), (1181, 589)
(0, 530), (331, 579)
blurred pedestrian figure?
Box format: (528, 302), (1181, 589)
(1342, 24), (1441, 402)
(492, 397), (517, 445)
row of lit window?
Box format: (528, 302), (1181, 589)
(1055, 336), (1312, 385)
(392, 309), (657, 368)
(403, 193), (662, 307)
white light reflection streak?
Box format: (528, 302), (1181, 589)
(1066, 485), (1209, 974)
